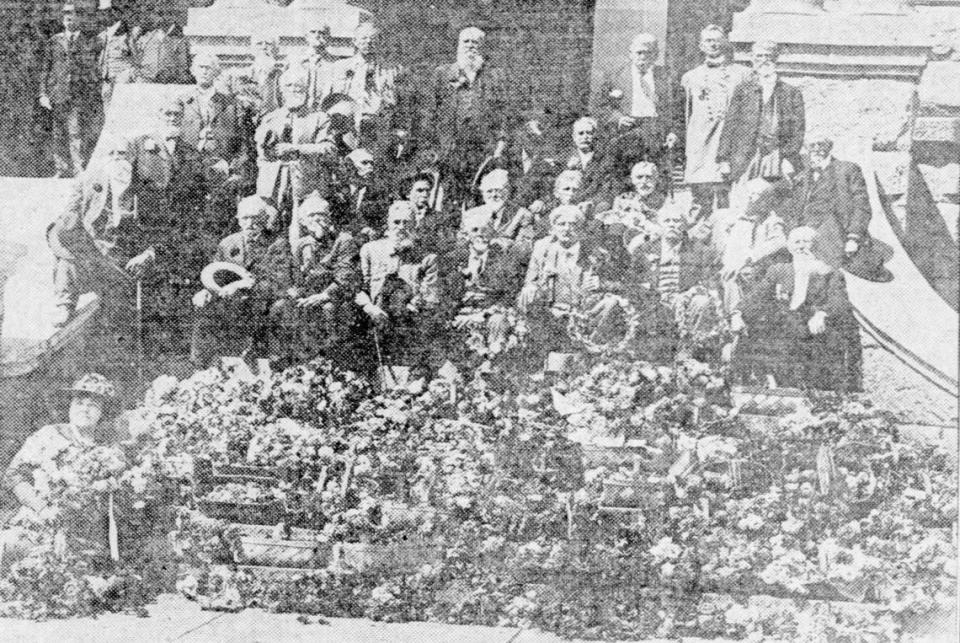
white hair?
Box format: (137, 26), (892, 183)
(573, 116), (598, 132)
(630, 33), (658, 52)
(191, 52), (221, 74)
(459, 26), (485, 41)
(549, 204), (585, 226)
(479, 169), (509, 191)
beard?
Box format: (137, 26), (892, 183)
(457, 51), (484, 75)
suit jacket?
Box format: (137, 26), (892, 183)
(254, 107), (345, 203)
(441, 242), (528, 311)
(632, 236), (721, 295)
(594, 65), (682, 142)
(359, 237), (438, 307)
(97, 23), (139, 82)
(41, 30), (99, 104)
(327, 178), (391, 234)
(181, 89), (250, 165)
(517, 146), (609, 207)
(740, 261), (851, 338)
(264, 231), (359, 303)
(129, 132), (207, 227)
(136, 26), (191, 83)
(294, 51), (337, 110)
(423, 61), (511, 152)
(460, 201), (535, 246)
(717, 76), (805, 182)
(780, 158), (871, 268)
(47, 169), (135, 264)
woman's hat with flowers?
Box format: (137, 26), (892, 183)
(62, 373), (119, 403)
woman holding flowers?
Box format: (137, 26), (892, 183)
(0, 374), (125, 571)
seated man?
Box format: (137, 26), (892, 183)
(460, 169), (535, 247)
(602, 160), (665, 246)
(732, 226), (861, 392)
(518, 204), (642, 356)
(403, 171), (458, 255)
(518, 116), (608, 207)
(356, 201), (439, 371)
(190, 196), (284, 366)
(271, 192), (361, 365)
(47, 138), (140, 327)
(629, 206), (723, 355)
(327, 148), (391, 238)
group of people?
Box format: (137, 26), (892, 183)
(44, 2), (886, 393)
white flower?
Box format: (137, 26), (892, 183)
(649, 536), (682, 562)
(737, 514), (764, 531)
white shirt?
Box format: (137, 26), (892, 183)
(576, 150), (594, 168)
(631, 67), (657, 118)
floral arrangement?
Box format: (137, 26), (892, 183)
(1, 358), (953, 640)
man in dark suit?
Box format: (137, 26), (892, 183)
(181, 52), (255, 235)
(780, 137), (872, 270)
(717, 41), (805, 186)
(518, 117), (609, 208)
(191, 196), (285, 365)
(328, 148), (392, 237)
(136, 21), (191, 84)
(593, 33), (682, 188)
(421, 27), (513, 208)
(40, 3), (100, 177)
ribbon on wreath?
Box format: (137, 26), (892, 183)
(108, 491), (120, 562)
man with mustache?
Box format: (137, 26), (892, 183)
(681, 25), (750, 222)
(460, 169), (534, 247)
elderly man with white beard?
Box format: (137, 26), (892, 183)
(460, 169), (535, 247)
(422, 27), (513, 208)
(46, 137), (139, 327)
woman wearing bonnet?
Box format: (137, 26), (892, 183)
(731, 226), (862, 391)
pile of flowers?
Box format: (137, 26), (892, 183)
(1, 357), (954, 640)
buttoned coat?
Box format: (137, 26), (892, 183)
(41, 30), (99, 105)
(716, 76), (805, 183)
(780, 159), (871, 268)
(181, 89), (249, 164)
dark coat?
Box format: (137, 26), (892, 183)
(440, 242), (528, 312)
(737, 260), (860, 391)
(422, 62), (511, 154)
(181, 90), (251, 166)
(630, 235), (721, 295)
(780, 159), (871, 268)
(717, 76), (805, 183)
(41, 30), (99, 105)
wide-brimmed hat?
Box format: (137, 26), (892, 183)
(60, 373), (121, 416)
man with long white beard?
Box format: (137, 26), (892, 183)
(717, 40), (805, 188)
(423, 27), (512, 207)
(46, 138), (139, 327)
(733, 226), (861, 391)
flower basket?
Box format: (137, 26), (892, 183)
(193, 459), (289, 490)
(731, 385), (810, 417)
(232, 535), (331, 568)
(599, 477), (666, 511)
(197, 499), (285, 525)
(332, 539), (443, 574)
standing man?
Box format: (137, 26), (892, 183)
(136, 19), (191, 84)
(181, 53), (254, 235)
(595, 33), (680, 186)
(329, 23), (406, 152)
(96, 2), (140, 110)
(717, 41), (805, 189)
(296, 21), (336, 110)
(681, 25), (750, 223)
(423, 27), (512, 208)
(780, 136), (876, 271)
(40, 3), (100, 178)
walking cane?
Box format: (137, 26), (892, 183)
(132, 194), (145, 391)
(371, 327), (397, 389)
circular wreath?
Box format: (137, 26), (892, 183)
(200, 261), (254, 297)
(565, 294), (643, 355)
